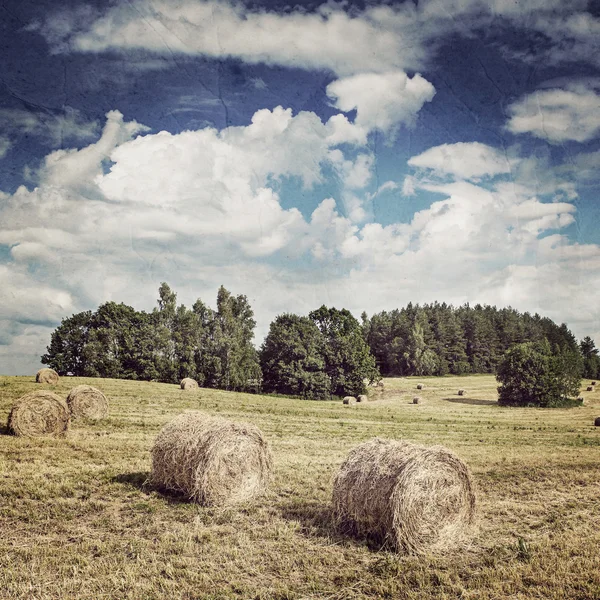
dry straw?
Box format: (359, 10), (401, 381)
(36, 368), (59, 384)
(8, 391), (70, 437)
(332, 438), (476, 554)
(343, 396), (357, 405)
(67, 385), (108, 420)
(180, 378), (199, 390)
(150, 412), (272, 506)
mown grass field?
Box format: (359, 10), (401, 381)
(1, 374), (599, 600)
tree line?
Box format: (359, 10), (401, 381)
(362, 302), (599, 379)
(42, 284), (600, 399)
(42, 284), (261, 390)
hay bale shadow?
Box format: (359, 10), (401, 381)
(277, 499), (382, 551)
(112, 471), (150, 490)
(278, 499), (334, 537)
(112, 471), (213, 505)
(444, 397), (497, 406)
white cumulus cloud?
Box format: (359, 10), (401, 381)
(407, 142), (512, 180)
(506, 83), (600, 143)
(1, 103), (600, 375)
(327, 71), (435, 134)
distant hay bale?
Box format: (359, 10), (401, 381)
(416, 384), (424, 390)
(36, 368), (59, 384)
(458, 389), (466, 396)
(412, 397), (421, 404)
(332, 438), (476, 554)
(377, 381), (385, 388)
(595, 417), (600, 427)
(180, 378), (199, 390)
(343, 396), (357, 405)
(7, 391), (70, 437)
(150, 412), (272, 506)
(587, 386), (594, 392)
(66, 385), (108, 420)
(592, 381), (596, 386)
(357, 395), (368, 403)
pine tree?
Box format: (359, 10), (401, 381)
(580, 336), (600, 379)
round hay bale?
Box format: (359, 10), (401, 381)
(595, 417), (600, 427)
(592, 381), (596, 386)
(180, 378), (199, 390)
(66, 385), (108, 420)
(458, 389), (466, 396)
(357, 395), (368, 403)
(150, 412), (272, 506)
(586, 386), (594, 392)
(332, 438), (476, 554)
(36, 368), (59, 384)
(7, 391), (70, 437)
(343, 396), (357, 405)
(416, 384), (424, 390)
(412, 397), (421, 404)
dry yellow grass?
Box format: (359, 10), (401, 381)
(0, 374), (599, 599)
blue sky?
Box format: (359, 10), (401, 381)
(1, 0), (599, 374)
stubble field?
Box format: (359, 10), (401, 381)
(0, 374), (599, 600)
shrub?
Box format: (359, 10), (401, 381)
(496, 342), (582, 407)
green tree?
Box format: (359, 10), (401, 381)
(172, 304), (205, 384)
(260, 314), (330, 399)
(363, 310), (409, 375)
(496, 341), (582, 407)
(200, 286), (261, 390)
(81, 302), (146, 379)
(309, 306), (379, 396)
(439, 309), (469, 374)
(152, 283), (179, 382)
(41, 310), (93, 375)
(580, 336), (600, 379)
(403, 321), (437, 376)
